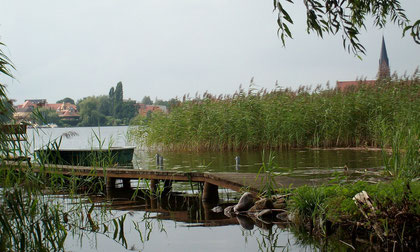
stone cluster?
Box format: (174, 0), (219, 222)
(217, 192), (291, 230)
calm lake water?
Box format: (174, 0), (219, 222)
(25, 126), (384, 251)
(27, 126), (384, 176)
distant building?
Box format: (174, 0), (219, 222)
(13, 99), (80, 122)
(135, 103), (167, 116)
(336, 36), (390, 91)
(336, 80), (376, 90)
(377, 36), (390, 79)
(16, 99), (47, 110)
(14, 99), (46, 121)
(51, 103), (80, 121)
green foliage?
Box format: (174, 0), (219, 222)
(31, 107), (62, 126)
(122, 99), (137, 121)
(382, 125), (420, 179)
(256, 151), (279, 197)
(273, 0), (419, 55)
(0, 42), (14, 125)
(0, 188), (67, 251)
(56, 97), (75, 104)
(291, 185), (327, 223)
(77, 96), (107, 126)
(141, 96), (153, 105)
(289, 179), (420, 233)
(0, 42), (15, 158)
(77, 85), (137, 127)
(131, 76), (420, 152)
(114, 82), (123, 118)
(0, 84), (13, 125)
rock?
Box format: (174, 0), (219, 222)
(287, 211), (296, 222)
(253, 218), (273, 230)
(256, 209), (274, 221)
(272, 198), (286, 209)
(224, 205), (235, 218)
(236, 215), (255, 230)
(211, 206), (223, 213)
(234, 192), (255, 212)
(275, 211), (288, 221)
(249, 198), (274, 212)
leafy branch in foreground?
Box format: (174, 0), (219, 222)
(273, 0), (419, 55)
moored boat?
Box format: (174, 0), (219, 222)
(35, 146), (135, 167)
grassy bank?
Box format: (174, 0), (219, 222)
(130, 75), (420, 151)
(279, 179), (420, 248)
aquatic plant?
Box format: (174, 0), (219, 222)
(286, 180), (420, 247)
(0, 188), (67, 251)
(382, 125), (420, 179)
(256, 151), (279, 197)
(290, 185), (327, 227)
(130, 73), (420, 152)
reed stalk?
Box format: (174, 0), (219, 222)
(130, 73), (420, 152)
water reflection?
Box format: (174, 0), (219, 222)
(61, 188), (368, 252)
(134, 149), (384, 184)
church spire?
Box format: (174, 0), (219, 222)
(378, 36), (390, 79)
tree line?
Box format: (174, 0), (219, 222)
(34, 82), (175, 127)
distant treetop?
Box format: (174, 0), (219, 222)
(56, 97), (75, 104)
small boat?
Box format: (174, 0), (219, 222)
(35, 146), (135, 167)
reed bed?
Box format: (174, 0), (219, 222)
(130, 74), (420, 151)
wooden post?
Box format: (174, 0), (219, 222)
(235, 156), (240, 171)
(202, 200), (215, 221)
(162, 180), (172, 196)
(202, 182), (219, 202)
(106, 177), (116, 189)
(122, 179), (131, 189)
(156, 154), (160, 168)
(159, 155), (164, 170)
(150, 196), (158, 209)
(150, 179), (159, 194)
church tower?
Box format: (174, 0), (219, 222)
(378, 36), (390, 79)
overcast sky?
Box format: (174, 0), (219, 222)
(1, 0), (419, 104)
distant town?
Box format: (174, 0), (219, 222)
(12, 37), (392, 128)
(12, 82), (172, 127)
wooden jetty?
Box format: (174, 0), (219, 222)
(6, 163), (312, 201)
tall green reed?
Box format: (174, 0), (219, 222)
(130, 74), (420, 152)
(382, 125), (420, 179)
(256, 151), (279, 197)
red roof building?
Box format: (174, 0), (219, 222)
(13, 100), (80, 122)
(336, 80), (376, 91)
(136, 104), (167, 116)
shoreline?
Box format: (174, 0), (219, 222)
(222, 179), (420, 250)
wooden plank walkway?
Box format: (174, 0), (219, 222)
(5, 163), (312, 194)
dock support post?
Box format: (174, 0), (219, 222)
(156, 154), (160, 168)
(106, 177), (116, 189)
(202, 200), (217, 221)
(235, 156), (240, 170)
(202, 182), (219, 202)
(122, 179), (131, 189)
(162, 180), (172, 196)
(150, 196), (158, 209)
(159, 155), (164, 170)
(150, 179), (159, 194)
